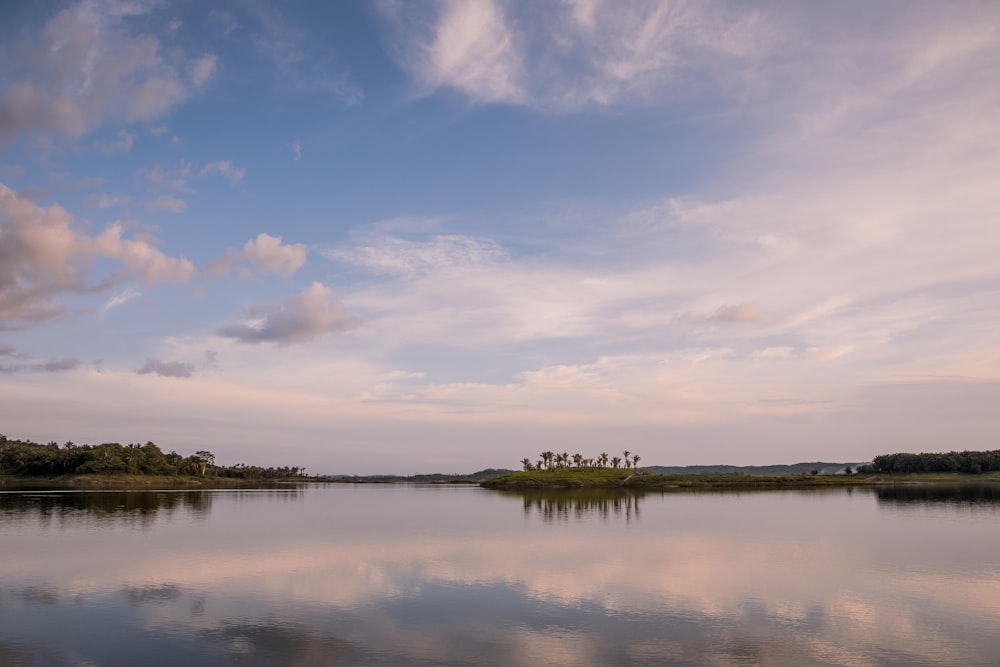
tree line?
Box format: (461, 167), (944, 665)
(0, 435), (305, 479)
(866, 449), (1000, 474)
(521, 450), (642, 471)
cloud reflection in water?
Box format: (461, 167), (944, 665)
(1, 485), (999, 665)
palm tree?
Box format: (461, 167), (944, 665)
(598, 452), (609, 468)
(611, 456), (622, 469)
(632, 454), (641, 471)
(572, 453), (583, 468)
(623, 450), (631, 470)
(521, 458), (533, 472)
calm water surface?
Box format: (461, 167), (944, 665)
(2, 483), (1000, 666)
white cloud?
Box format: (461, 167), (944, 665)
(700, 303), (771, 325)
(165, 19), (182, 37)
(136, 163), (191, 191)
(96, 193), (130, 210)
(379, 0), (523, 104)
(216, 282), (360, 345)
(0, 185), (194, 328)
(377, 0), (767, 110)
(207, 233), (307, 278)
(148, 195), (187, 212)
(325, 232), (506, 276)
(0, 3), (214, 142)
(190, 54), (219, 88)
(95, 129), (135, 154)
(100, 286), (141, 315)
(199, 160), (245, 184)
(85, 223), (195, 284)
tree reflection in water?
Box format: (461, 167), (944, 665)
(0, 487), (306, 529)
(511, 489), (644, 523)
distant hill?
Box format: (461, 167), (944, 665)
(643, 462), (872, 476)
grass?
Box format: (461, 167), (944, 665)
(480, 468), (1000, 489)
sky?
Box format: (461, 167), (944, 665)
(1, 0), (999, 474)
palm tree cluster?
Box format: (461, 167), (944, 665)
(521, 450), (642, 472)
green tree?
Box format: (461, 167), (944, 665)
(192, 450), (216, 476)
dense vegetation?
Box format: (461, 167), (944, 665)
(868, 449), (1000, 474)
(0, 435), (304, 480)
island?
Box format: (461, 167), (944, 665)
(480, 449), (1000, 489)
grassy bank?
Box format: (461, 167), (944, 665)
(0, 474), (306, 490)
(479, 469), (1000, 489)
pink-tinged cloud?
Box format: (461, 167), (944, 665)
(216, 282), (359, 344)
(0, 4), (215, 143)
(0, 184), (193, 329)
(702, 302), (771, 324)
(207, 233), (307, 278)
(190, 55), (219, 88)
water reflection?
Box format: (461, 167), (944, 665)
(875, 483), (1000, 510)
(0, 486), (306, 529)
(2, 484), (1000, 666)
(513, 489), (644, 523)
(0, 490), (215, 528)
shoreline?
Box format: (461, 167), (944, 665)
(0, 474), (307, 490)
(479, 469), (1000, 490)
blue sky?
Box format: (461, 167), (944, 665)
(2, 0), (999, 474)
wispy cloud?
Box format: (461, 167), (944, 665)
(324, 231), (506, 276)
(136, 163), (192, 192)
(100, 287), (142, 316)
(95, 129), (135, 155)
(148, 195), (187, 212)
(190, 54), (219, 88)
(242, 3), (363, 105)
(377, 0), (767, 110)
(199, 160), (245, 184)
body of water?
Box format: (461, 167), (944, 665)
(2, 483), (1000, 666)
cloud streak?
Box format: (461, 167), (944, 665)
(199, 161), (245, 184)
(377, 0), (767, 110)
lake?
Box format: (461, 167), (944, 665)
(2, 483), (999, 666)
